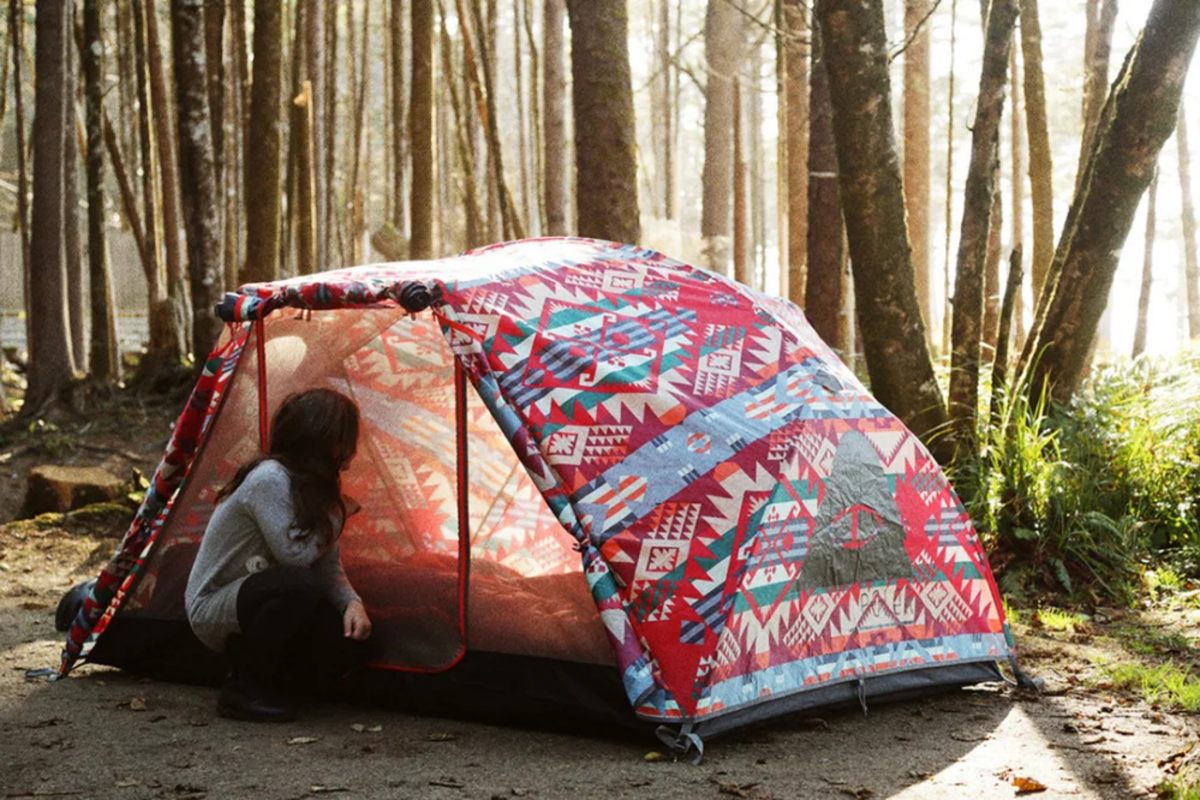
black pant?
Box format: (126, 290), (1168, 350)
(231, 565), (367, 696)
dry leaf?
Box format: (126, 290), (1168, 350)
(287, 736), (320, 745)
(129, 697), (147, 712)
(115, 778), (141, 788)
(1012, 776), (1048, 794)
(644, 751), (666, 762)
(309, 786), (349, 794)
(350, 724), (365, 733)
(428, 732), (456, 742)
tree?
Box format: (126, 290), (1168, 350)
(64, 23), (85, 370)
(145, 1), (191, 351)
(85, 0), (119, 382)
(1133, 170), (1158, 358)
(10, 0), (28, 349)
(173, 0), (224, 360)
(904, 0), (932, 340)
(391, 0), (406, 234)
(1020, 0), (1054, 304)
(411, 0), (435, 258)
(1178, 110), (1200, 338)
(813, 0), (947, 455)
(132, 0), (185, 373)
(783, 0), (808, 306)
(948, 0), (1018, 459)
(653, 0), (675, 220)
(1078, 0), (1118, 183)
(242, 0), (283, 284)
(565, 0), (639, 243)
(25, 0), (77, 411)
(1026, 0), (1200, 404)
(542, 0), (568, 235)
(699, 0), (740, 275)
(804, 25), (844, 352)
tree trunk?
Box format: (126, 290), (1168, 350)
(242, 0), (282, 283)
(733, 79), (748, 286)
(438, 0), (485, 247)
(467, 0), (525, 241)
(133, 0), (185, 369)
(565, 0), (639, 243)
(304, 0), (323, 271)
(1020, 0), (1054, 306)
(204, 0), (226, 283)
(323, 0), (337, 267)
(64, 18), (85, 370)
(410, 0), (435, 258)
(940, 0), (958, 356)
(11, 0), (29, 349)
(782, 0), (808, 306)
(25, 0), (77, 410)
(1132, 170), (1157, 358)
(904, 0), (932, 341)
(291, 0), (316, 276)
(1178, 110), (1200, 338)
(814, 0), (947, 456)
(173, 0), (224, 360)
(1078, 0), (1118, 184)
(391, 0), (406, 232)
(1026, 0), (1200, 404)
(948, 0), (1017, 460)
(983, 187), (1003, 351)
(1010, 42), (1026, 344)
(523, 0), (544, 234)
(699, 0), (740, 275)
(654, 0), (674, 219)
(542, 0), (567, 235)
(514, 0), (530, 228)
(85, 0), (118, 382)
(146, 1), (191, 352)
(804, 26), (844, 353)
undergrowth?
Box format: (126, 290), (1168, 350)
(1098, 661), (1200, 713)
(962, 351), (1200, 605)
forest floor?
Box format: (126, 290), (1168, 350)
(1, 394), (1200, 799)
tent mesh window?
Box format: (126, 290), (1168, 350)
(120, 309), (612, 672)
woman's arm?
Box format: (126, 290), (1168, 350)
(312, 545), (370, 639)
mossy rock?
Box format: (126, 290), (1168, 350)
(22, 465), (129, 518)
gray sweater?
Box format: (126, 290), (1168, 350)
(184, 459), (361, 653)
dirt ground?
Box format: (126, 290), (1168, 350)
(1, 398), (1199, 799)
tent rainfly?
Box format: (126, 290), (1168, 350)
(54, 238), (1030, 756)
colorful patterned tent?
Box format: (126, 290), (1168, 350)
(59, 238), (1018, 751)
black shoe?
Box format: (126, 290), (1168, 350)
(216, 681), (296, 723)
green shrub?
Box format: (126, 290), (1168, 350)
(960, 352), (1200, 603)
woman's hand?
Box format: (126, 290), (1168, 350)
(343, 598), (372, 640)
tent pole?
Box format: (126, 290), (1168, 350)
(255, 316), (268, 453)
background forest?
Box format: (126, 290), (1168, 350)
(1, 0), (1200, 604)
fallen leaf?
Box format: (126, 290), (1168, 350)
(309, 786), (350, 794)
(428, 732), (457, 742)
(350, 724), (365, 733)
(367, 724), (383, 732)
(1012, 776), (1048, 794)
(644, 751), (666, 762)
(20, 601), (48, 610)
(128, 697), (147, 712)
(115, 778), (141, 788)
(287, 736), (320, 745)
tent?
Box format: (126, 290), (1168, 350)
(56, 237), (1021, 753)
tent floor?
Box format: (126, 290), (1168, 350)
(85, 617), (1004, 741)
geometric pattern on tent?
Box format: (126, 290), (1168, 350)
(60, 237), (1013, 727)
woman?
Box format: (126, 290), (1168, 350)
(185, 388), (372, 722)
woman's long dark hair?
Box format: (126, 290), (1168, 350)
(218, 388), (360, 543)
